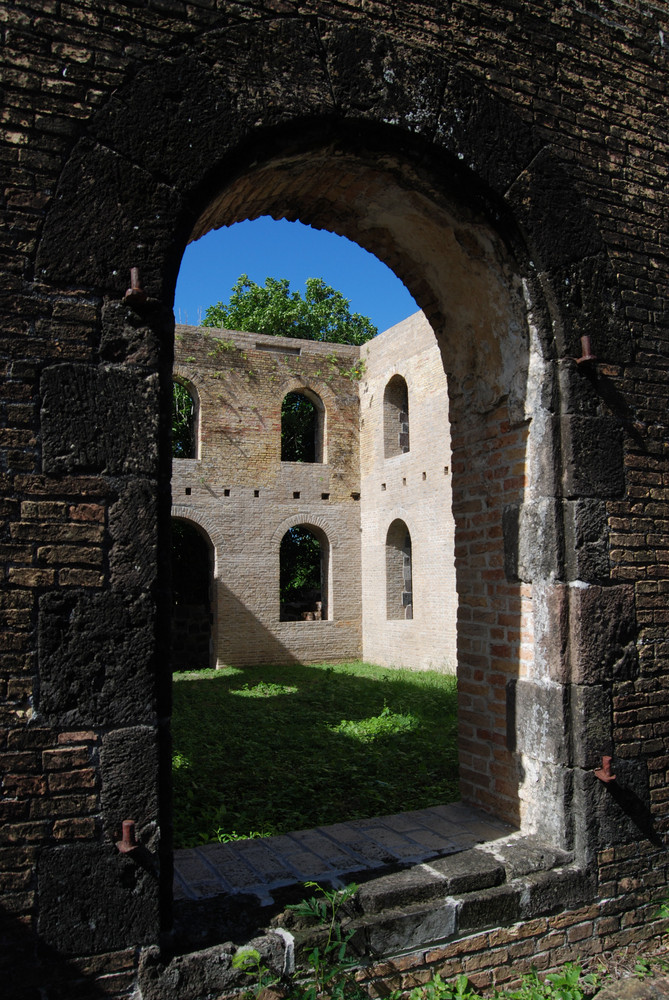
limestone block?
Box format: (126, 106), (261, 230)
(563, 499), (610, 582)
(37, 843), (159, 954)
(41, 363), (159, 476)
(37, 591), (156, 728)
(457, 884), (521, 931)
(570, 684), (613, 769)
(560, 416), (624, 499)
(100, 726), (160, 845)
(568, 583), (637, 685)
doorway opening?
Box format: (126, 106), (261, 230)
(170, 518), (214, 671)
(169, 124), (559, 914)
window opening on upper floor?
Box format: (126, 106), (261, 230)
(281, 390), (324, 462)
(280, 524), (329, 621)
(386, 518), (413, 620)
(384, 374), (410, 458)
(172, 380), (198, 459)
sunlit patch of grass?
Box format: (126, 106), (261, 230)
(232, 681), (299, 698)
(172, 660), (459, 848)
(330, 705), (419, 742)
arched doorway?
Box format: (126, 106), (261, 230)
(170, 518), (214, 670)
(35, 22), (628, 951)
(183, 137), (542, 831)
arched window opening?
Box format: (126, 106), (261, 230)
(386, 519), (413, 620)
(281, 390), (324, 462)
(280, 525), (329, 621)
(171, 519), (213, 669)
(172, 380), (198, 459)
(384, 375), (409, 458)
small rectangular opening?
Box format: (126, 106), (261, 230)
(255, 342), (301, 356)
(321, 493), (329, 500)
(293, 491), (300, 499)
(185, 487), (191, 495)
(254, 490), (260, 497)
(224, 488), (230, 497)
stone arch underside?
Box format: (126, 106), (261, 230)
(34, 16), (634, 960)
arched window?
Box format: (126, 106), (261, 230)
(383, 375), (410, 458)
(171, 519), (213, 669)
(281, 390), (324, 462)
(172, 380), (198, 459)
(386, 519), (413, 620)
(279, 524), (329, 621)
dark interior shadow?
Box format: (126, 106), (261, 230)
(606, 781), (662, 846)
(1, 905), (110, 1000)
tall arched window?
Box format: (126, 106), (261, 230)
(279, 524), (330, 621)
(383, 375), (409, 458)
(386, 519), (413, 620)
(172, 380), (198, 459)
(171, 518), (213, 669)
(281, 390), (324, 462)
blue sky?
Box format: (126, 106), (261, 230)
(174, 217), (418, 334)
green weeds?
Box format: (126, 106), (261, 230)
(231, 883), (619, 1000)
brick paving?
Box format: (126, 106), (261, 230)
(174, 802), (514, 904)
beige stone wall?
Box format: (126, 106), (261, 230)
(172, 315), (457, 672)
(360, 313), (457, 671)
(172, 325), (363, 666)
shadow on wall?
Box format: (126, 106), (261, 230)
(217, 583), (358, 667)
(2, 904), (113, 1000)
(216, 584), (304, 668)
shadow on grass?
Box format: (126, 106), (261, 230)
(172, 661), (459, 848)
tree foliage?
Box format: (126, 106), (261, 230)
(281, 392), (317, 462)
(202, 274), (377, 345)
(280, 527), (322, 612)
(172, 381), (195, 458)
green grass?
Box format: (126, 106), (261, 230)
(171, 660), (459, 849)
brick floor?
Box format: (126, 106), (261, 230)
(173, 802), (514, 903)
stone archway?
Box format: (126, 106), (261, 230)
(34, 18), (631, 956)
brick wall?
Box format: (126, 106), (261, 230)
(172, 313), (459, 673)
(360, 312), (457, 671)
(172, 325), (363, 666)
(1, 2), (668, 996)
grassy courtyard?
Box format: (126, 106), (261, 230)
(172, 660), (459, 849)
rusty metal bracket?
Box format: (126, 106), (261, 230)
(594, 755), (616, 784)
(124, 267), (147, 308)
(115, 819), (140, 854)
(574, 335), (597, 367)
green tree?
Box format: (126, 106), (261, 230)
(202, 274), (377, 345)
(281, 392), (317, 462)
(172, 381), (195, 458)
(280, 526), (322, 614)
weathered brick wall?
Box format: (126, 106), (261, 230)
(172, 324), (363, 666)
(172, 315), (459, 672)
(360, 312), (457, 671)
(1, 2), (668, 997)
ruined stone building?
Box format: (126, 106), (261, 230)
(171, 313), (457, 672)
(2, 2), (668, 998)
